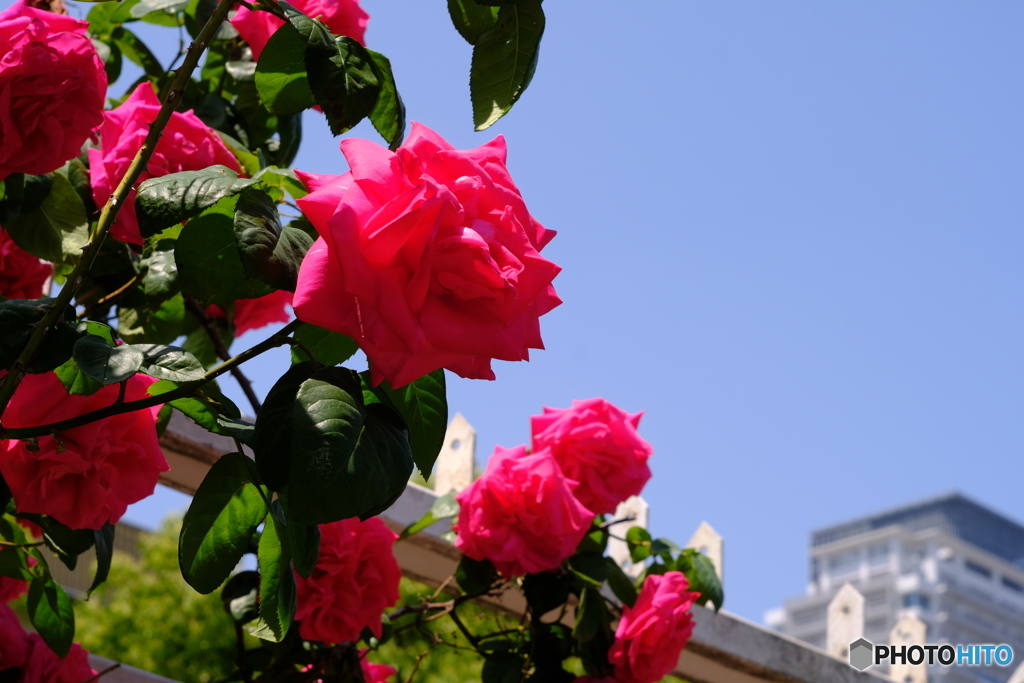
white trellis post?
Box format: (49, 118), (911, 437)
(889, 612), (928, 683)
(433, 413), (476, 496)
(607, 495), (649, 578)
(827, 583), (865, 660)
(685, 521), (724, 583)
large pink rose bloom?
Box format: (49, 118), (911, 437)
(454, 445), (593, 577)
(0, 372), (169, 530)
(295, 517), (401, 644)
(0, 228), (51, 299)
(0, 0), (106, 179)
(607, 572), (698, 683)
(293, 122), (561, 388)
(232, 0), (368, 61)
(89, 82), (241, 245)
(22, 635), (95, 683)
(530, 398), (652, 515)
(0, 605), (29, 670)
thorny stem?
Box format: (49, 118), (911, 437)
(0, 0), (239, 423)
(0, 320), (303, 440)
(183, 296), (263, 414)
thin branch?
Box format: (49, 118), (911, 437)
(0, 320), (303, 440)
(0, 0), (240, 422)
(402, 652), (429, 683)
(184, 296), (262, 413)
(82, 269), (144, 316)
(447, 602), (480, 648)
(79, 663), (121, 683)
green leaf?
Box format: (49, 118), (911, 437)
(54, 357), (102, 396)
(455, 555), (497, 596)
(568, 551), (610, 588)
(686, 551), (724, 612)
(399, 490), (458, 540)
(147, 379), (245, 436)
(575, 523), (609, 555)
(625, 526), (652, 564)
(111, 26), (163, 78)
(27, 576), (75, 658)
(447, 0), (499, 44)
(0, 299), (77, 372)
(469, 0), (544, 131)
(89, 524), (115, 596)
(5, 173), (88, 264)
(250, 513), (296, 642)
(522, 571), (572, 616)
(573, 587), (615, 678)
(0, 548), (32, 582)
(73, 335), (143, 385)
(40, 517), (96, 572)
(481, 652), (522, 683)
(141, 245), (180, 306)
(118, 294), (187, 345)
(274, 494), (320, 579)
(233, 188), (313, 291)
(128, 0), (188, 18)
(289, 324), (357, 367)
(254, 363), (414, 525)
(255, 22), (316, 116)
(176, 197), (274, 305)
(221, 570), (260, 623)
(88, 0), (141, 37)
(217, 417), (256, 445)
(367, 370), (447, 478)
(366, 49), (405, 149)
(135, 166), (258, 238)
(179, 452), (268, 594)
(134, 343), (206, 382)
(604, 558), (638, 608)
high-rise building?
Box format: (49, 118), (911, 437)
(764, 493), (1024, 683)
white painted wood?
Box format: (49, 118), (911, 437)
(827, 583), (865, 659)
(607, 495), (649, 578)
(434, 413), (476, 496)
(686, 520), (724, 582)
(889, 612), (928, 683)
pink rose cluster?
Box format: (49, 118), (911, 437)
(0, 372), (169, 530)
(0, 606), (95, 683)
(89, 82), (242, 245)
(455, 398), (653, 576)
(295, 517), (401, 644)
(232, 0), (368, 61)
(0, 0), (106, 180)
(293, 122), (561, 388)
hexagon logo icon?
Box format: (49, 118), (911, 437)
(849, 638), (873, 671)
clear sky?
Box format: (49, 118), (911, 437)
(117, 1), (1024, 625)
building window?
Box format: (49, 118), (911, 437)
(965, 560), (993, 579)
(829, 551), (860, 576)
(903, 593), (930, 610)
(1002, 576), (1024, 594)
(867, 542), (889, 567)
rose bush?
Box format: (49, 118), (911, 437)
(607, 571), (698, 683)
(0, 0), (105, 179)
(88, 82), (241, 245)
(0, 372), (167, 530)
(454, 444), (592, 576)
(295, 517), (401, 644)
(292, 122), (562, 387)
(232, 0), (368, 60)
(531, 398), (653, 515)
(0, 230), (51, 300)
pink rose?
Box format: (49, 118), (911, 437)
(360, 651), (396, 683)
(0, 229), (51, 299)
(0, 562), (27, 605)
(22, 634), (95, 683)
(295, 517), (401, 644)
(231, 0), (368, 61)
(607, 572), (697, 683)
(207, 290), (293, 337)
(0, 372), (169, 530)
(0, 605), (29, 670)
(530, 399), (652, 515)
(0, 0), (106, 179)
(454, 445), (593, 577)
(292, 122), (561, 388)
(88, 82), (241, 245)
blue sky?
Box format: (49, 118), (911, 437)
(118, 1), (1024, 625)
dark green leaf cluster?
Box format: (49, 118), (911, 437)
(625, 526), (725, 612)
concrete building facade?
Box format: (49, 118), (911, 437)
(765, 494), (1024, 683)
